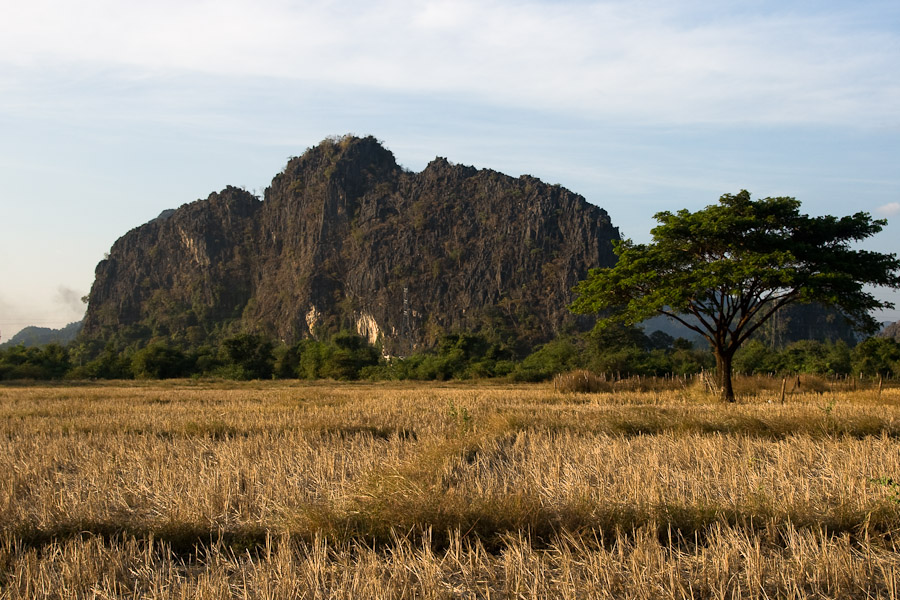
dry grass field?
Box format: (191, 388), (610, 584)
(2, 377), (900, 598)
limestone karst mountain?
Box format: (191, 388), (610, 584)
(80, 136), (620, 355)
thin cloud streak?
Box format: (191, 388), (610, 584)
(2, 0), (898, 126)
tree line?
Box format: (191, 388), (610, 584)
(2, 326), (898, 382)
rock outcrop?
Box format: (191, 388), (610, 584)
(879, 321), (900, 342)
(81, 135), (619, 354)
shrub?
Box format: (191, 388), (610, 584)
(512, 338), (582, 382)
(0, 343), (72, 380)
(291, 333), (382, 380)
(66, 347), (133, 379)
(734, 339), (780, 374)
(852, 337), (900, 377)
(221, 333), (275, 380)
(131, 343), (191, 379)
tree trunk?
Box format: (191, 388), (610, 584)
(714, 348), (736, 402)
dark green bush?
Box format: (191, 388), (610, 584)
(132, 343), (192, 379)
(220, 333), (275, 380)
(852, 337), (900, 377)
(0, 343), (72, 380)
(512, 337), (582, 382)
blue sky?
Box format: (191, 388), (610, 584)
(1, 0), (899, 340)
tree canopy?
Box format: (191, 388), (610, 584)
(570, 191), (900, 401)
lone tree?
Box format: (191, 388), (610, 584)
(571, 191), (900, 401)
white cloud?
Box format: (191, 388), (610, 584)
(876, 202), (900, 217)
(1, 0), (898, 126)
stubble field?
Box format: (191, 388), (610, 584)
(2, 378), (900, 598)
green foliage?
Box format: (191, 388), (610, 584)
(295, 339), (328, 379)
(583, 323), (713, 378)
(7, 321), (896, 383)
(219, 333), (275, 380)
(0, 343), (72, 380)
(476, 304), (543, 358)
(749, 340), (842, 375)
(131, 343), (192, 379)
(668, 345), (714, 376)
(367, 333), (515, 381)
(825, 341), (854, 376)
(190, 345), (222, 375)
(425, 333), (512, 379)
(780, 340), (851, 375)
(870, 476), (900, 504)
(852, 337), (900, 377)
(66, 344), (133, 379)
(319, 332), (381, 380)
(735, 339), (857, 376)
(446, 400), (473, 433)
(583, 323), (645, 376)
(276, 332), (383, 381)
(512, 337), (582, 382)
(273, 344), (302, 379)
(572, 190), (900, 401)
(733, 340), (780, 375)
(511, 326), (712, 382)
(647, 330), (675, 351)
(586, 323), (649, 352)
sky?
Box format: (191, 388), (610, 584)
(1, 0), (899, 340)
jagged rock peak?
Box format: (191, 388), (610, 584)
(81, 135), (620, 355)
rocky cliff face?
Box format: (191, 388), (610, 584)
(879, 321), (900, 342)
(81, 136), (619, 354)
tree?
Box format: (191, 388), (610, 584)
(320, 332), (381, 380)
(131, 343), (191, 379)
(571, 191), (900, 401)
(221, 333), (274, 380)
(852, 337), (900, 377)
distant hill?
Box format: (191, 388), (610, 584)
(81, 135), (620, 355)
(1, 321), (83, 348)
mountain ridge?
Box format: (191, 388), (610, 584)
(81, 135), (620, 355)
(0, 321), (83, 349)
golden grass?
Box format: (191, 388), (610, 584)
(2, 379), (900, 598)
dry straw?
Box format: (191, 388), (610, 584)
(2, 379), (900, 597)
